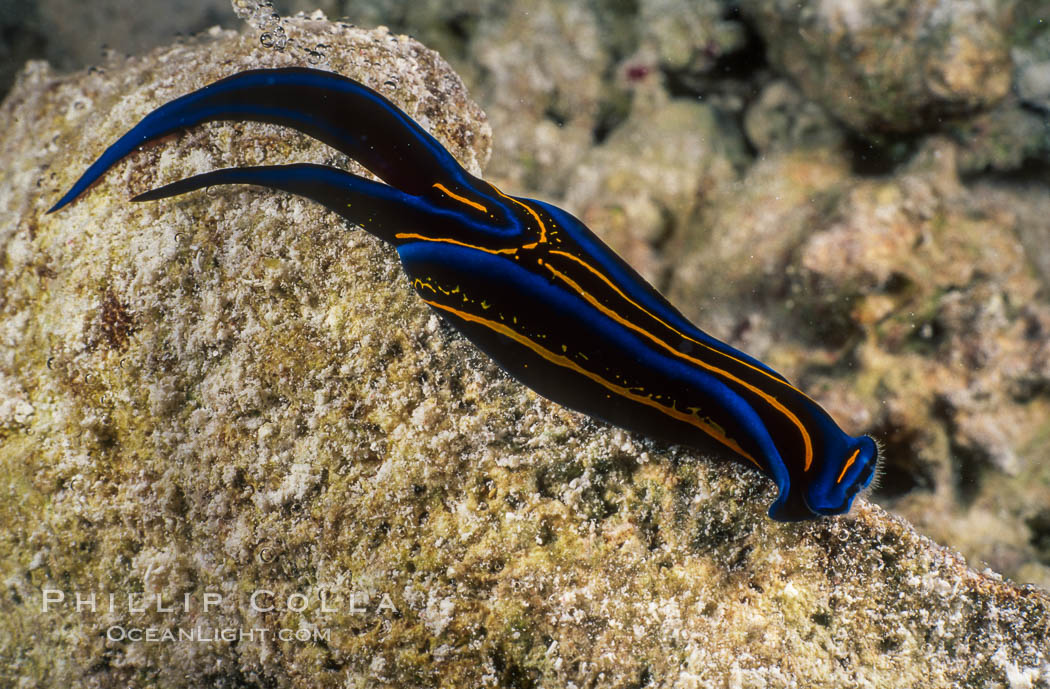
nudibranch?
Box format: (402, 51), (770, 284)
(48, 67), (878, 521)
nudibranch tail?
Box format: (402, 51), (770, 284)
(47, 67), (468, 213)
(130, 163), (438, 243)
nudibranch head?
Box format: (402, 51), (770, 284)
(803, 434), (880, 517)
(765, 433), (879, 522)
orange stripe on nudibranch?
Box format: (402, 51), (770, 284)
(549, 250), (803, 392)
(489, 184), (548, 244)
(422, 298), (763, 471)
(394, 232), (519, 255)
(544, 250), (816, 471)
(433, 182), (488, 213)
(836, 448), (860, 484)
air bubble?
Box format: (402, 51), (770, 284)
(271, 29), (288, 51)
(231, 0), (287, 52)
(259, 12), (279, 31)
(307, 44), (329, 65)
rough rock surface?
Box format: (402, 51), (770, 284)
(2, 13), (1050, 689)
(739, 0), (1014, 133)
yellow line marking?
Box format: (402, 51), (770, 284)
(401, 183), (816, 471)
(399, 184), (549, 251)
(394, 232), (519, 255)
(836, 448), (860, 484)
(423, 298), (762, 470)
(548, 248), (816, 470)
(549, 250), (793, 387)
(489, 184), (548, 244)
(433, 182), (488, 213)
(541, 260), (813, 470)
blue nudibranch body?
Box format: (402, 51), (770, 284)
(49, 67), (878, 521)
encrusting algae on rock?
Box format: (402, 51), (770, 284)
(0, 10), (1049, 689)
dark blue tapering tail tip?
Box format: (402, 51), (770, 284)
(47, 196), (72, 214)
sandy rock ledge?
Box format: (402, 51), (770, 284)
(0, 16), (1048, 689)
